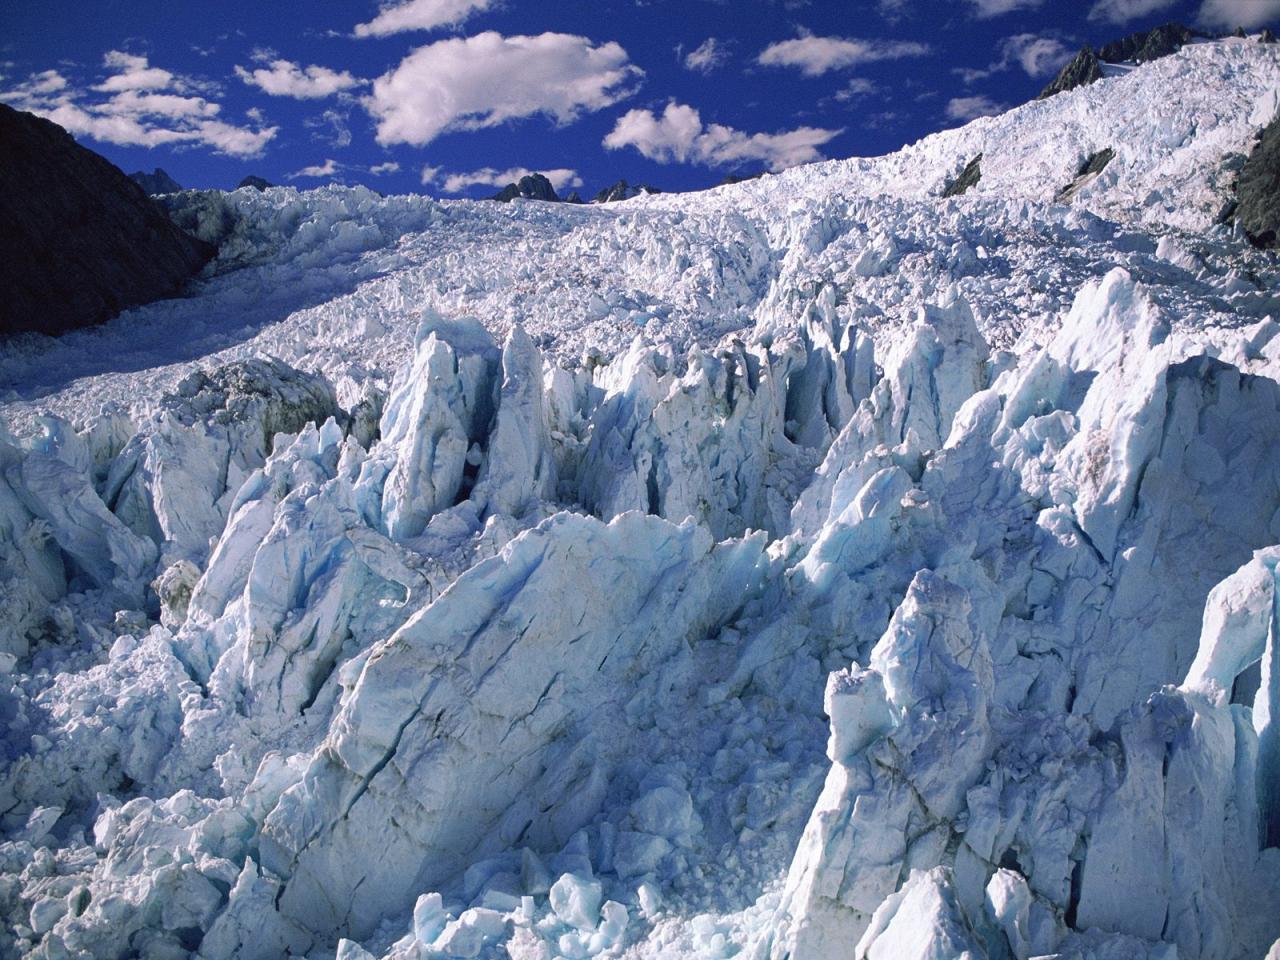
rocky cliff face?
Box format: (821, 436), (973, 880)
(1234, 113), (1280, 247)
(0, 104), (214, 337)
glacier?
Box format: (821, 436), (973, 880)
(3, 34), (1280, 960)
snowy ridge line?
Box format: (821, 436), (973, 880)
(2, 34), (1280, 960)
(3, 37), (1280, 433)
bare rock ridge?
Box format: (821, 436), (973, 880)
(237, 175), (274, 192)
(0, 104), (215, 338)
(128, 168), (184, 196)
(1039, 23), (1208, 99)
(942, 155), (983, 197)
(593, 180), (661, 203)
(493, 173), (560, 203)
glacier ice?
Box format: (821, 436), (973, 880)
(3, 34), (1280, 960)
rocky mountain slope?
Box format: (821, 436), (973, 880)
(0, 105), (214, 339)
(1, 34), (1280, 960)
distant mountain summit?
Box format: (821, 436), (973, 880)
(236, 175), (274, 192)
(1039, 23), (1209, 99)
(0, 103), (213, 337)
(493, 173), (560, 203)
(129, 168), (183, 196)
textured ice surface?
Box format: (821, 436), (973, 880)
(3, 35), (1280, 960)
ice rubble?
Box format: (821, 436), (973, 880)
(4, 35), (1280, 960)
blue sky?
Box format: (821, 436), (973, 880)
(2, 0), (1277, 199)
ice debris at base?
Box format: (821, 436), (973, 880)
(4, 35), (1280, 960)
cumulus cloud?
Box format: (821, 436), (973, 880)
(370, 161), (401, 174)
(1198, 0), (1280, 29)
(757, 34), (929, 76)
(354, 0), (494, 37)
(289, 158), (341, 179)
(683, 38), (729, 73)
(1087, 0), (1177, 24)
(603, 101), (842, 172)
(235, 59), (362, 98)
(426, 166), (583, 193)
(0, 51), (276, 157)
(970, 0), (1045, 17)
(946, 94), (1007, 121)
(366, 32), (641, 146)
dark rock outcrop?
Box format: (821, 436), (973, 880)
(1233, 115), (1280, 248)
(1037, 47), (1104, 100)
(1055, 147), (1116, 203)
(1098, 22), (1203, 64)
(236, 175), (274, 192)
(719, 172), (766, 186)
(593, 180), (660, 203)
(493, 173), (560, 203)
(129, 168), (183, 196)
(942, 155), (983, 198)
(1038, 23), (1205, 100)
(1262, 29), (1277, 44)
(564, 191), (584, 204)
(0, 103), (215, 338)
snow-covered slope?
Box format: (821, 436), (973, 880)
(2, 35), (1280, 960)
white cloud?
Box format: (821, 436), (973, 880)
(969, 0), (1045, 17)
(1087, 0), (1177, 24)
(1199, 0), (1280, 29)
(1, 52), (276, 158)
(946, 94), (1007, 121)
(427, 166), (583, 193)
(235, 59), (362, 98)
(290, 158), (342, 179)
(370, 161), (401, 174)
(683, 38), (729, 73)
(603, 101), (842, 172)
(366, 32), (641, 146)
(757, 34), (929, 76)
(355, 0), (494, 37)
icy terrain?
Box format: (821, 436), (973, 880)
(2, 35), (1280, 960)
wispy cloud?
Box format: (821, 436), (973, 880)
(957, 33), (1073, 84)
(757, 33), (929, 76)
(1198, 0), (1280, 29)
(370, 161), (401, 174)
(946, 94), (1007, 121)
(290, 158), (341, 178)
(604, 100), (842, 171)
(1087, 0), (1177, 24)
(969, 0), (1045, 17)
(354, 0), (495, 38)
(682, 38), (730, 74)
(366, 31), (642, 146)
